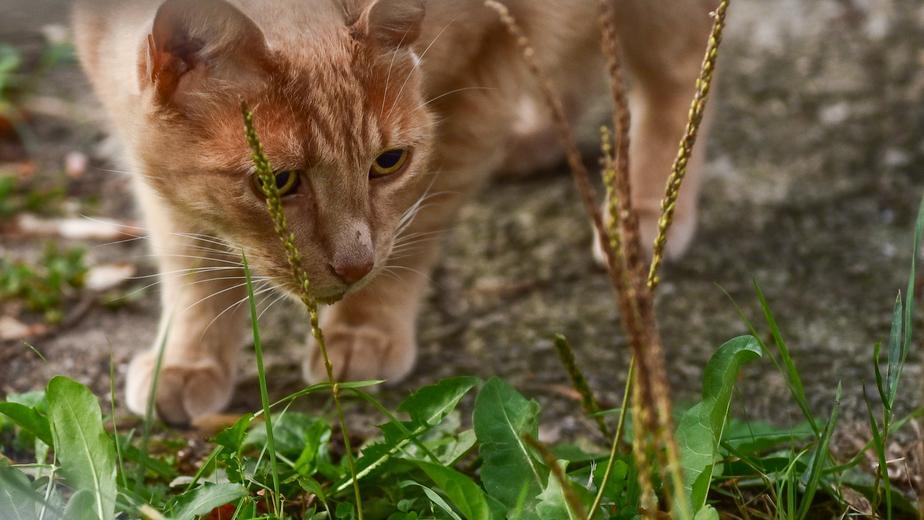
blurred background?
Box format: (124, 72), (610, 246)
(0, 0), (922, 441)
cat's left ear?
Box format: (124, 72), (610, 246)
(355, 0), (426, 49)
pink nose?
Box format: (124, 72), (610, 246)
(331, 259), (374, 285)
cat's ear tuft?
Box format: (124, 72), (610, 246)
(145, 0), (269, 105)
(359, 0), (426, 49)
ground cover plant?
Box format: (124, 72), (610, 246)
(0, 202), (921, 519)
(1, 0), (923, 519)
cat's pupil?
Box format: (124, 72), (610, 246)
(377, 151), (403, 169)
(275, 171), (291, 190)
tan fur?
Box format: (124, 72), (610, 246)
(73, 0), (716, 424)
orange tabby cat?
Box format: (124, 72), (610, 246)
(73, 0), (715, 424)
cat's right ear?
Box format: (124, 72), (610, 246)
(143, 0), (270, 106)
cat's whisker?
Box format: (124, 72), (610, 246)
(375, 269), (403, 285)
(200, 283), (275, 338)
(391, 235), (447, 253)
(257, 292), (289, 321)
(380, 27), (416, 118)
(394, 186), (449, 235)
(80, 214), (147, 233)
(128, 266), (243, 281)
(93, 167), (135, 177)
(181, 281), (256, 314)
(107, 272), (269, 305)
(92, 235), (150, 249)
(415, 86), (498, 111)
(392, 229), (448, 246)
(172, 232), (239, 252)
(382, 265), (435, 284)
(136, 253), (244, 267)
(387, 15), (461, 118)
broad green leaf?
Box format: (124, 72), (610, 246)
(0, 461), (42, 520)
(46, 376), (117, 520)
(694, 505), (719, 520)
(722, 419), (813, 454)
(676, 336), (761, 515)
(412, 460), (491, 520)
(437, 429), (477, 466)
(173, 483), (248, 520)
(245, 412), (328, 458)
(214, 413), (254, 452)
(0, 403), (52, 446)
(64, 489), (99, 520)
(473, 378), (546, 508)
(401, 481), (463, 520)
(535, 462), (583, 520)
(341, 378), (477, 492)
(5, 391), (46, 409)
(399, 377), (479, 427)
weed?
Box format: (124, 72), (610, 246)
(0, 243), (86, 323)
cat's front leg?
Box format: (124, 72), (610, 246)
(125, 203), (250, 424)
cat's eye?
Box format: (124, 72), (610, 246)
(254, 170), (301, 197)
(370, 149), (410, 178)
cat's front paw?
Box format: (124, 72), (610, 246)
(304, 321), (416, 384)
(125, 351), (233, 425)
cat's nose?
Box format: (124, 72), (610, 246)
(330, 258), (374, 285)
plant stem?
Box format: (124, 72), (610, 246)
(523, 435), (587, 519)
(553, 334), (611, 438)
(647, 0), (730, 290)
(589, 356), (634, 520)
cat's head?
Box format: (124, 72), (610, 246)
(135, 0), (434, 302)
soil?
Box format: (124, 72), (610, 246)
(1, 0), (923, 445)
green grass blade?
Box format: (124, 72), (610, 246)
(139, 311), (172, 489)
(884, 294), (903, 410)
(242, 251), (280, 516)
(796, 383), (841, 520)
(891, 194), (924, 407)
(873, 341), (887, 411)
(752, 281), (820, 435)
(862, 386), (891, 519)
(108, 352), (128, 492)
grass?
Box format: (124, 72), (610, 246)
(0, 193), (920, 518)
(0, 249), (918, 518)
(0, 243), (87, 323)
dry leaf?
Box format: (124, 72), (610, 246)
(14, 214), (137, 241)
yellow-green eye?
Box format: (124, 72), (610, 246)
(255, 170), (300, 197)
(370, 149), (410, 178)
